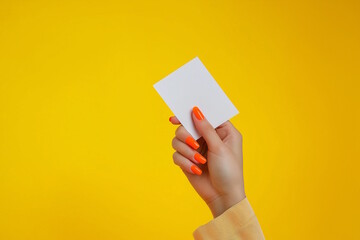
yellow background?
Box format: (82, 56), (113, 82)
(1, 0), (359, 239)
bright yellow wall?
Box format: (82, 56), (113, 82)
(1, 1), (359, 239)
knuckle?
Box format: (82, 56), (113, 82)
(175, 125), (184, 136)
(171, 138), (177, 149)
(172, 152), (178, 164)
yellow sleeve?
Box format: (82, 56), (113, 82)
(193, 198), (265, 240)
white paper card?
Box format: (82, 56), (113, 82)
(153, 57), (239, 140)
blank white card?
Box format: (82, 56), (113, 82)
(153, 57), (239, 140)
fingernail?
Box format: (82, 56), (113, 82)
(185, 136), (200, 150)
(169, 116), (172, 122)
(191, 165), (202, 175)
(193, 106), (204, 120)
(194, 153), (207, 164)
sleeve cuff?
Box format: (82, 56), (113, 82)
(193, 198), (264, 240)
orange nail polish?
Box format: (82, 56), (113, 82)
(191, 165), (202, 175)
(194, 153), (207, 164)
(169, 116), (172, 122)
(185, 136), (200, 150)
(193, 106), (204, 120)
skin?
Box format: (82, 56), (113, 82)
(170, 108), (246, 218)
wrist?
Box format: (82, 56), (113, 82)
(207, 191), (246, 218)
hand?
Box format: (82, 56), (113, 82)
(170, 106), (246, 218)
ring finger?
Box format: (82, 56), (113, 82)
(173, 152), (203, 175)
(172, 137), (207, 164)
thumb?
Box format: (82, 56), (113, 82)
(192, 106), (223, 151)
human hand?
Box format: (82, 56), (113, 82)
(170, 106), (246, 218)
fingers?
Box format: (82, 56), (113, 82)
(192, 106), (223, 151)
(172, 137), (207, 164)
(170, 116), (200, 150)
(169, 116), (181, 125)
(175, 125), (200, 150)
(171, 122), (206, 176)
(173, 152), (202, 175)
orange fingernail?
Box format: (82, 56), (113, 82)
(194, 153), (207, 164)
(169, 116), (172, 122)
(185, 136), (199, 150)
(193, 106), (204, 120)
(191, 165), (202, 175)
